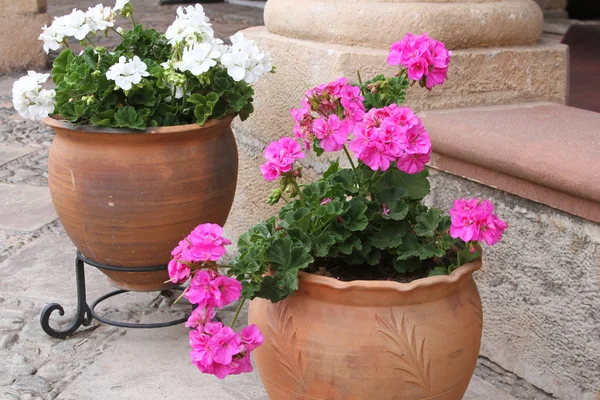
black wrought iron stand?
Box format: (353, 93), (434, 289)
(40, 251), (192, 339)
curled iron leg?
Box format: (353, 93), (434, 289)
(40, 257), (92, 338)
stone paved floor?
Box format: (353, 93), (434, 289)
(0, 1), (517, 399)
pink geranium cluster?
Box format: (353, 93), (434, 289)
(387, 33), (451, 89)
(187, 307), (263, 379)
(290, 77), (365, 152)
(168, 223), (232, 284)
(260, 137), (306, 181)
(449, 199), (508, 246)
(349, 104), (431, 173)
(168, 223), (264, 380)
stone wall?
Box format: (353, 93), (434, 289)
(0, 0), (50, 73)
(425, 170), (600, 400)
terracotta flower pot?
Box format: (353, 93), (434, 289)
(248, 259), (483, 400)
(44, 116), (238, 292)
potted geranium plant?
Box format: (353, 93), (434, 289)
(165, 33), (507, 399)
(12, 1), (272, 291)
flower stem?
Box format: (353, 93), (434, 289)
(173, 288), (188, 305)
(110, 27), (124, 38)
(86, 35), (97, 48)
(367, 169), (380, 194)
(343, 144), (361, 189)
(230, 298), (246, 328)
(289, 178), (305, 206)
(62, 39), (71, 49)
(356, 70), (365, 96)
(130, 13), (136, 27)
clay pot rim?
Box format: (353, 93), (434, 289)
(42, 115), (234, 135)
(298, 258), (481, 292)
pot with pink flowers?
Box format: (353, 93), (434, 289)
(168, 33), (507, 400)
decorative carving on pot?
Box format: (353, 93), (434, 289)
(376, 311), (432, 394)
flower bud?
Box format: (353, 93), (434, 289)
(116, 27), (125, 35)
(267, 188), (282, 205)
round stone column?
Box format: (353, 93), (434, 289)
(264, 0), (543, 49)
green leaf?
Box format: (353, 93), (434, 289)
(373, 168), (430, 201)
(377, 187), (409, 221)
(393, 257), (421, 273)
(343, 198), (368, 231)
(396, 233), (421, 260)
(420, 243), (445, 260)
(313, 140), (324, 156)
(371, 221), (409, 250)
(312, 232), (337, 257)
(323, 161), (340, 179)
(129, 84), (158, 107)
(190, 92), (219, 125)
(414, 208), (443, 237)
(457, 247), (481, 266)
(51, 50), (74, 85)
(114, 106), (145, 129)
(90, 110), (115, 127)
(266, 237), (313, 272)
(327, 168), (359, 195)
(429, 266), (450, 277)
(58, 102), (78, 122)
(367, 248), (382, 266)
(336, 236), (363, 255)
(280, 207), (312, 231)
(315, 199), (345, 219)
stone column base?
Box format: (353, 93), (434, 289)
(0, 10), (50, 73)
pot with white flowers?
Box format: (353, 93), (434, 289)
(12, 1), (273, 291)
(164, 34), (508, 399)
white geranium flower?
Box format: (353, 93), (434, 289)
(62, 9), (91, 40)
(165, 4), (214, 47)
(178, 42), (221, 76)
(210, 37), (228, 61)
(12, 71), (56, 121)
(165, 84), (186, 102)
(86, 4), (116, 32)
(221, 33), (272, 85)
(114, 0), (129, 12)
(106, 56), (150, 91)
(165, 19), (193, 46)
(39, 23), (65, 54)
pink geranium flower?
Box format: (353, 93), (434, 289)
(209, 325), (244, 365)
(210, 276), (242, 308)
(186, 306), (216, 329)
(397, 152), (431, 174)
(185, 270), (215, 307)
(449, 198), (508, 245)
(312, 114), (351, 152)
(188, 223), (231, 262)
(260, 161), (281, 181)
(260, 137), (306, 181)
(387, 33), (451, 89)
(168, 239), (194, 283)
(241, 324), (264, 352)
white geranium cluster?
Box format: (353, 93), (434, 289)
(38, 0), (129, 54)
(106, 56), (150, 91)
(221, 33), (272, 85)
(165, 4), (214, 47)
(164, 5), (272, 86)
(12, 72), (56, 121)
